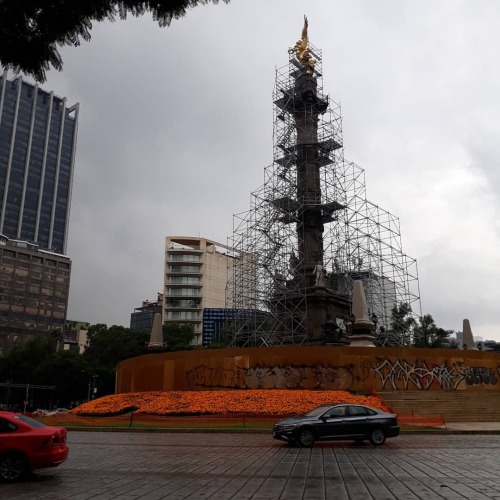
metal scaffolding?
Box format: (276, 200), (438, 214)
(226, 41), (421, 347)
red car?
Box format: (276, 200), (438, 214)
(0, 411), (69, 482)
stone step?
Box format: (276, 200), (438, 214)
(377, 391), (500, 423)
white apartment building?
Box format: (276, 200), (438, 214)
(163, 236), (234, 345)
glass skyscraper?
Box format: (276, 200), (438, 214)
(0, 72), (78, 354)
(0, 71), (79, 254)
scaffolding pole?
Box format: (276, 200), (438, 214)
(226, 41), (421, 347)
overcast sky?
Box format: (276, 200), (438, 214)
(33, 0), (500, 341)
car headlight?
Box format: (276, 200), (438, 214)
(277, 424), (296, 431)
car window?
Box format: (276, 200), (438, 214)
(323, 406), (347, 418)
(0, 417), (17, 433)
(305, 405), (332, 417)
(349, 406), (378, 416)
(14, 414), (47, 428)
(349, 406), (369, 416)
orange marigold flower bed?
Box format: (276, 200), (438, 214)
(71, 390), (391, 417)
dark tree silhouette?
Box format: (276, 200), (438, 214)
(413, 314), (451, 348)
(0, 1), (230, 82)
(163, 322), (195, 352)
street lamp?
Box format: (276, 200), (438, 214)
(87, 374), (98, 401)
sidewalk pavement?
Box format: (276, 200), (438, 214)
(7, 433), (500, 499)
(442, 422), (500, 432)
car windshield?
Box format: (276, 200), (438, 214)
(14, 414), (47, 428)
(305, 405), (333, 417)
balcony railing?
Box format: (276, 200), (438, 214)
(166, 302), (202, 309)
(168, 255), (201, 263)
(168, 266), (202, 274)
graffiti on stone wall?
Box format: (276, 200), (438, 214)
(373, 358), (500, 391)
(184, 358), (500, 391)
(464, 367), (498, 386)
(185, 365), (240, 389)
(185, 364), (355, 390)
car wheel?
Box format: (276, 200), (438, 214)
(298, 428), (315, 447)
(369, 428), (386, 446)
(0, 453), (27, 482)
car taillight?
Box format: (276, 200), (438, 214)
(45, 433), (64, 447)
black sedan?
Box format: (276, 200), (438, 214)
(272, 404), (399, 447)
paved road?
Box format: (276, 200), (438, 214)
(4, 431), (500, 499)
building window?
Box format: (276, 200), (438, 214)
(167, 276), (200, 285)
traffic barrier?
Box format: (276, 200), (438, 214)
(395, 412), (445, 428)
(39, 410), (445, 430)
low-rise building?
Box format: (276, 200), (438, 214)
(130, 294), (163, 331)
(164, 236), (234, 345)
(63, 320), (90, 354)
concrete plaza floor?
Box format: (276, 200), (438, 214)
(3, 430), (500, 499)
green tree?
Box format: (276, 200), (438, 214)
(163, 323), (195, 351)
(33, 350), (90, 406)
(413, 314), (451, 348)
(388, 302), (416, 346)
(0, 0), (230, 82)
(0, 335), (57, 384)
(83, 324), (150, 395)
(84, 324), (149, 367)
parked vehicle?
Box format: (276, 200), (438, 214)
(0, 411), (69, 482)
(272, 403), (400, 447)
(32, 409), (51, 417)
(46, 408), (69, 417)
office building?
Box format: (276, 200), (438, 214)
(0, 234), (71, 355)
(0, 71), (79, 254)
(0, 72), (78, 353)
(130, 294), (163, 331)
(164, 236), (234, 345)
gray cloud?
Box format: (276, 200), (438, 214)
(36, 0), (500, 341)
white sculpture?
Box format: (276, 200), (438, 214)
(312, 261), (324, 286)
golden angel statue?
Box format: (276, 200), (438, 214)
(289, 16), (316, 75)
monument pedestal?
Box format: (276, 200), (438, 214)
(347, 334), (376, 347)
(273, 283), (350, 345)
(302, 285), (350, 343)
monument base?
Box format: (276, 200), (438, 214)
(348, 334), (376, 347)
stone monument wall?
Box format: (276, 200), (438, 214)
(116, 346), (500, 393)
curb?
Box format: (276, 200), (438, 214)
(64, 427), (500, 435)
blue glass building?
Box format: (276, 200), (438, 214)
(202, 308), (266, 347)
(130, 295), (163, 331)
(202, 308), (236, 346)
(0, 71), (79, 254)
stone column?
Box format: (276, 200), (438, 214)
(148, 313), (164, 351)
(348, 280), (376, 347)
(461, 318), (476, 350)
